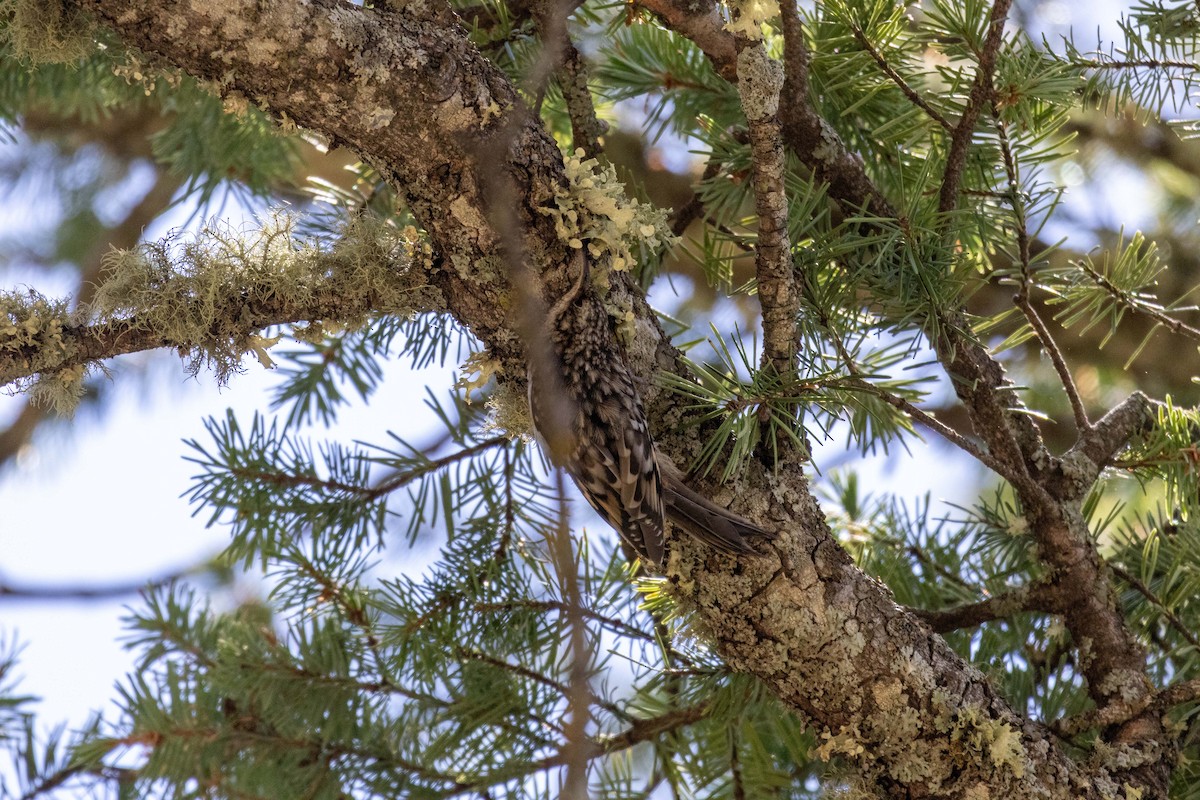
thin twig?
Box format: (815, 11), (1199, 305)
(850, 26), (952, 131)
(0, 566), (195, 602)
(936, 0), (1014, 214)
(368, 435), (511, 498)
(847, 378), (1013, 478)
(1077, 58), (1200, 71)
(472, 599), (655, 641)
(995, 113), (1090, 431)
(444, 700), (713, 798)
(1108, 562), (1200, 653)
(1075, 257), (1200, 343)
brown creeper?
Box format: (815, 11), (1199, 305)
(527, 254), (768, 566)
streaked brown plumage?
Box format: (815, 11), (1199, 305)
(527, 254), (769, 566)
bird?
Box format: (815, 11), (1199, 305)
(527, 253), (770, 566)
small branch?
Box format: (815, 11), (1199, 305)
(914, 582), (1054, 633)
(1108, 562), (1200, 653)
(528, 0), (604, 159)
(1051, 694), (1152, 738)
(557, 38), (605, 158)
(1066, 392), (1154, 484)
(936, 0), (1013, 214)
(1075, 256), (1200, 343)
(632, 0), (738, 81)
(779, 0), (809, 102)
(734, 42), (799, 382)
(667, 158), (754, 251)
(848, 378), (1014, 479)
(996, 112), (1090, 432)
(1155, 677), (1200, 711)
(850, 26), (952, 132)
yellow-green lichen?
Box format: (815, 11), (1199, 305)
(939, 700), (1030, 778)
(724, 0), (779, 39)
(0, 289), (79, 403)
(1, 290), (71, 356)
(814, 727), (866, 761)
(540, 149), (674, 290)
(455, 350), (502, 403)
(26, 364), (85, 415)
(1097, 668), (1151, 705)
(482, 381), (534, 439)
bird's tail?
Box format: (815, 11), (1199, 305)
(661, 468), (772, 556)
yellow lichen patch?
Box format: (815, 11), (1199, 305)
(455, 351), (503, 403)
(724, 0), (779, 39)
(947, 704), (1030, 778)
(814, 727), (866, 761)
(539, 149), (674, 293)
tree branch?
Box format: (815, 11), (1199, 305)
(914, 582), (1055, 633)
(734, 41), (799, 381)
(936, 0), (1013, 214)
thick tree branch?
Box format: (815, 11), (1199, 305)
(0, 241), (436, 388)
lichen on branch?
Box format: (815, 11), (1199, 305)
(538, 149), (674, 285)
(0, 213), (443, 405)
